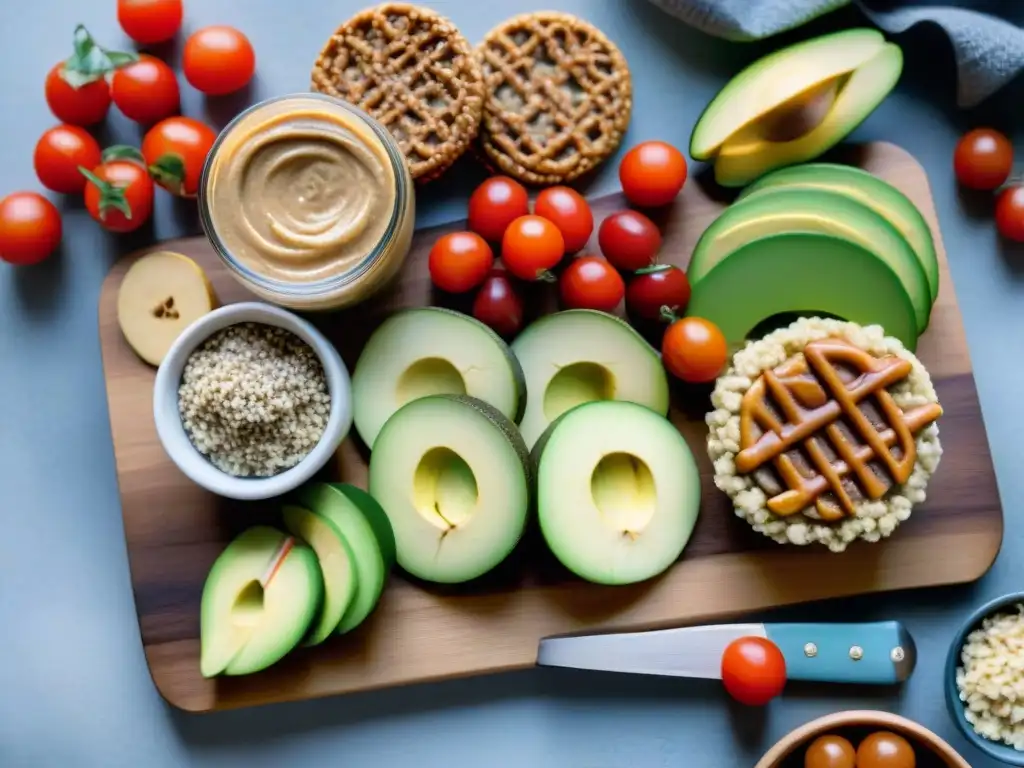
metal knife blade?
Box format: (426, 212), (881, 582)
(537, 621), (916, 685)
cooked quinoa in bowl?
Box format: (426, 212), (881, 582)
(705, 316), (943, 553)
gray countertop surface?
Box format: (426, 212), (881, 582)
(2, 1), (1021, 766)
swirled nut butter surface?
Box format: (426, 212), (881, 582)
(201, 94), (413, 308)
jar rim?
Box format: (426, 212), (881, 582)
(198, 92), (412, 300)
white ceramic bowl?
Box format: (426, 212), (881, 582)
(153, 302), (352, 501)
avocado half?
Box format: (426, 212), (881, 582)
(690, 28), (903, 187)
(689, 187), (931, 335)
(738, 163), (940, 304)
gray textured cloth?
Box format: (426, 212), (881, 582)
(647, 0), (1024, 107)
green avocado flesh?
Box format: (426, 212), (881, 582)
(352, 307), (525, 449)
(688, 187), (930, 333)
(368, 395), (531, 584)
(296, 482), (395, 634)
(712, 42), (903, 186)
(738, 163), (940, 305)
(200, 526), (323, 678)
(510, 310), (669, 450)
(686, 232), (919, 350)
(536, 401), (700, 586)
(282, 505), (357, 646)
(690, 28), (887, 160)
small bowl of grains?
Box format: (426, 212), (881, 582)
(153, 302), (352, 500)
(946, 591), (1024, 765)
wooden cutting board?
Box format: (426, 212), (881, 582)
(98, 141), (1003, 713)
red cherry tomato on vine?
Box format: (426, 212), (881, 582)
(598, 210), (662, 271)
(468, 176), (529, 242)
(473, 269), (524, 337)
(118, 0), (183, 44)
(534, 186), (593, 252)
(501, 215), (565, 281)
(996, 185), (1024, 242)
(619, 141), (687, 207)
(625, 265), (691, 321)
(81, 161), (154, 234)
(33, 125), (102, 194)
(954, 128), (1013, 191)
(45, 62), (111, 127)
(662, 316), (727, 384)
(429, 231), (494, 293)
(720, 636), (786, 707)
(0, 192), (62, 266)
(183, 26), (256, 96)
(112, 55), (180, 125)
(141, 117), (217, 197)
(559, 256), (624, 312)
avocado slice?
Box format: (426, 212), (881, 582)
(686, 232), (919, 350)
(691, 28), (887, 161)
(738, 163), (940, 305)
(200, 526), (323, 678)
(712, 43), (903, 186)
(282, 505), (357, 646)
(296, 482), (395, 634)
(536, 401), (700, 585)
(368, 395), (531, 584)
(689, 187), (930, 333)
(352, 307), (525, 449)
(510, 310), (669, 450)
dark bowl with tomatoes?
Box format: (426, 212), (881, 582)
(755, 710), (970, 768)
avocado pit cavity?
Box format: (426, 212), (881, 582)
(543, 361), (614, 422)
(591, 452), (657, 537)
(413, 446), (479, 531)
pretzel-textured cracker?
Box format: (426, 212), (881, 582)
(475, 12), (632, 185)
(311, 3), (484, 182)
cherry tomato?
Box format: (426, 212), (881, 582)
(996, 185), (1024, 242)
(662, 316), (728, 384)
(855, 731), (916, 768)
(501, 215), (565, 281)
(803, 735), (856, 768)
(559, 256), (624, 311)
(625, 265), (691, 321)
(534, 186), (593, 252)
(33, 125), (102, 194)
(118, 0), (183, 45)
(954, 128), (1013, 191)
(598, 210), (662, 271)
(111, 55), (180, 125)
(473, 269), (524, 337)
(183, 26), (256, 96)
(468, 176), (530, 242)
(81, 161), (155, 233)
(141, 117), (218, 197)
(619, 141), (687, 207)
(45, 62), (111, 127)
(0, 192), (62, 266)
(720, 635), (786, 707)
(428, 231), (494, 293)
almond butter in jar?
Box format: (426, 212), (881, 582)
(199, 93), (415, 311)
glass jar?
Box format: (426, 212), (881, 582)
(199, 93), (414, 311)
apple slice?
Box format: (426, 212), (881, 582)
(283, 505), (357, 646)
(200, 526), (323, 678)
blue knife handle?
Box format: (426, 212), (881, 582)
(763, 621), (916, 685)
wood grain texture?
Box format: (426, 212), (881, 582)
(98, 142), (1003, 713)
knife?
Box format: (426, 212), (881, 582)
(537, 621), (916, 685)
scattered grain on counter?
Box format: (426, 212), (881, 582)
(956, 603), (1024, 751)
(178, 322), (331, 477)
